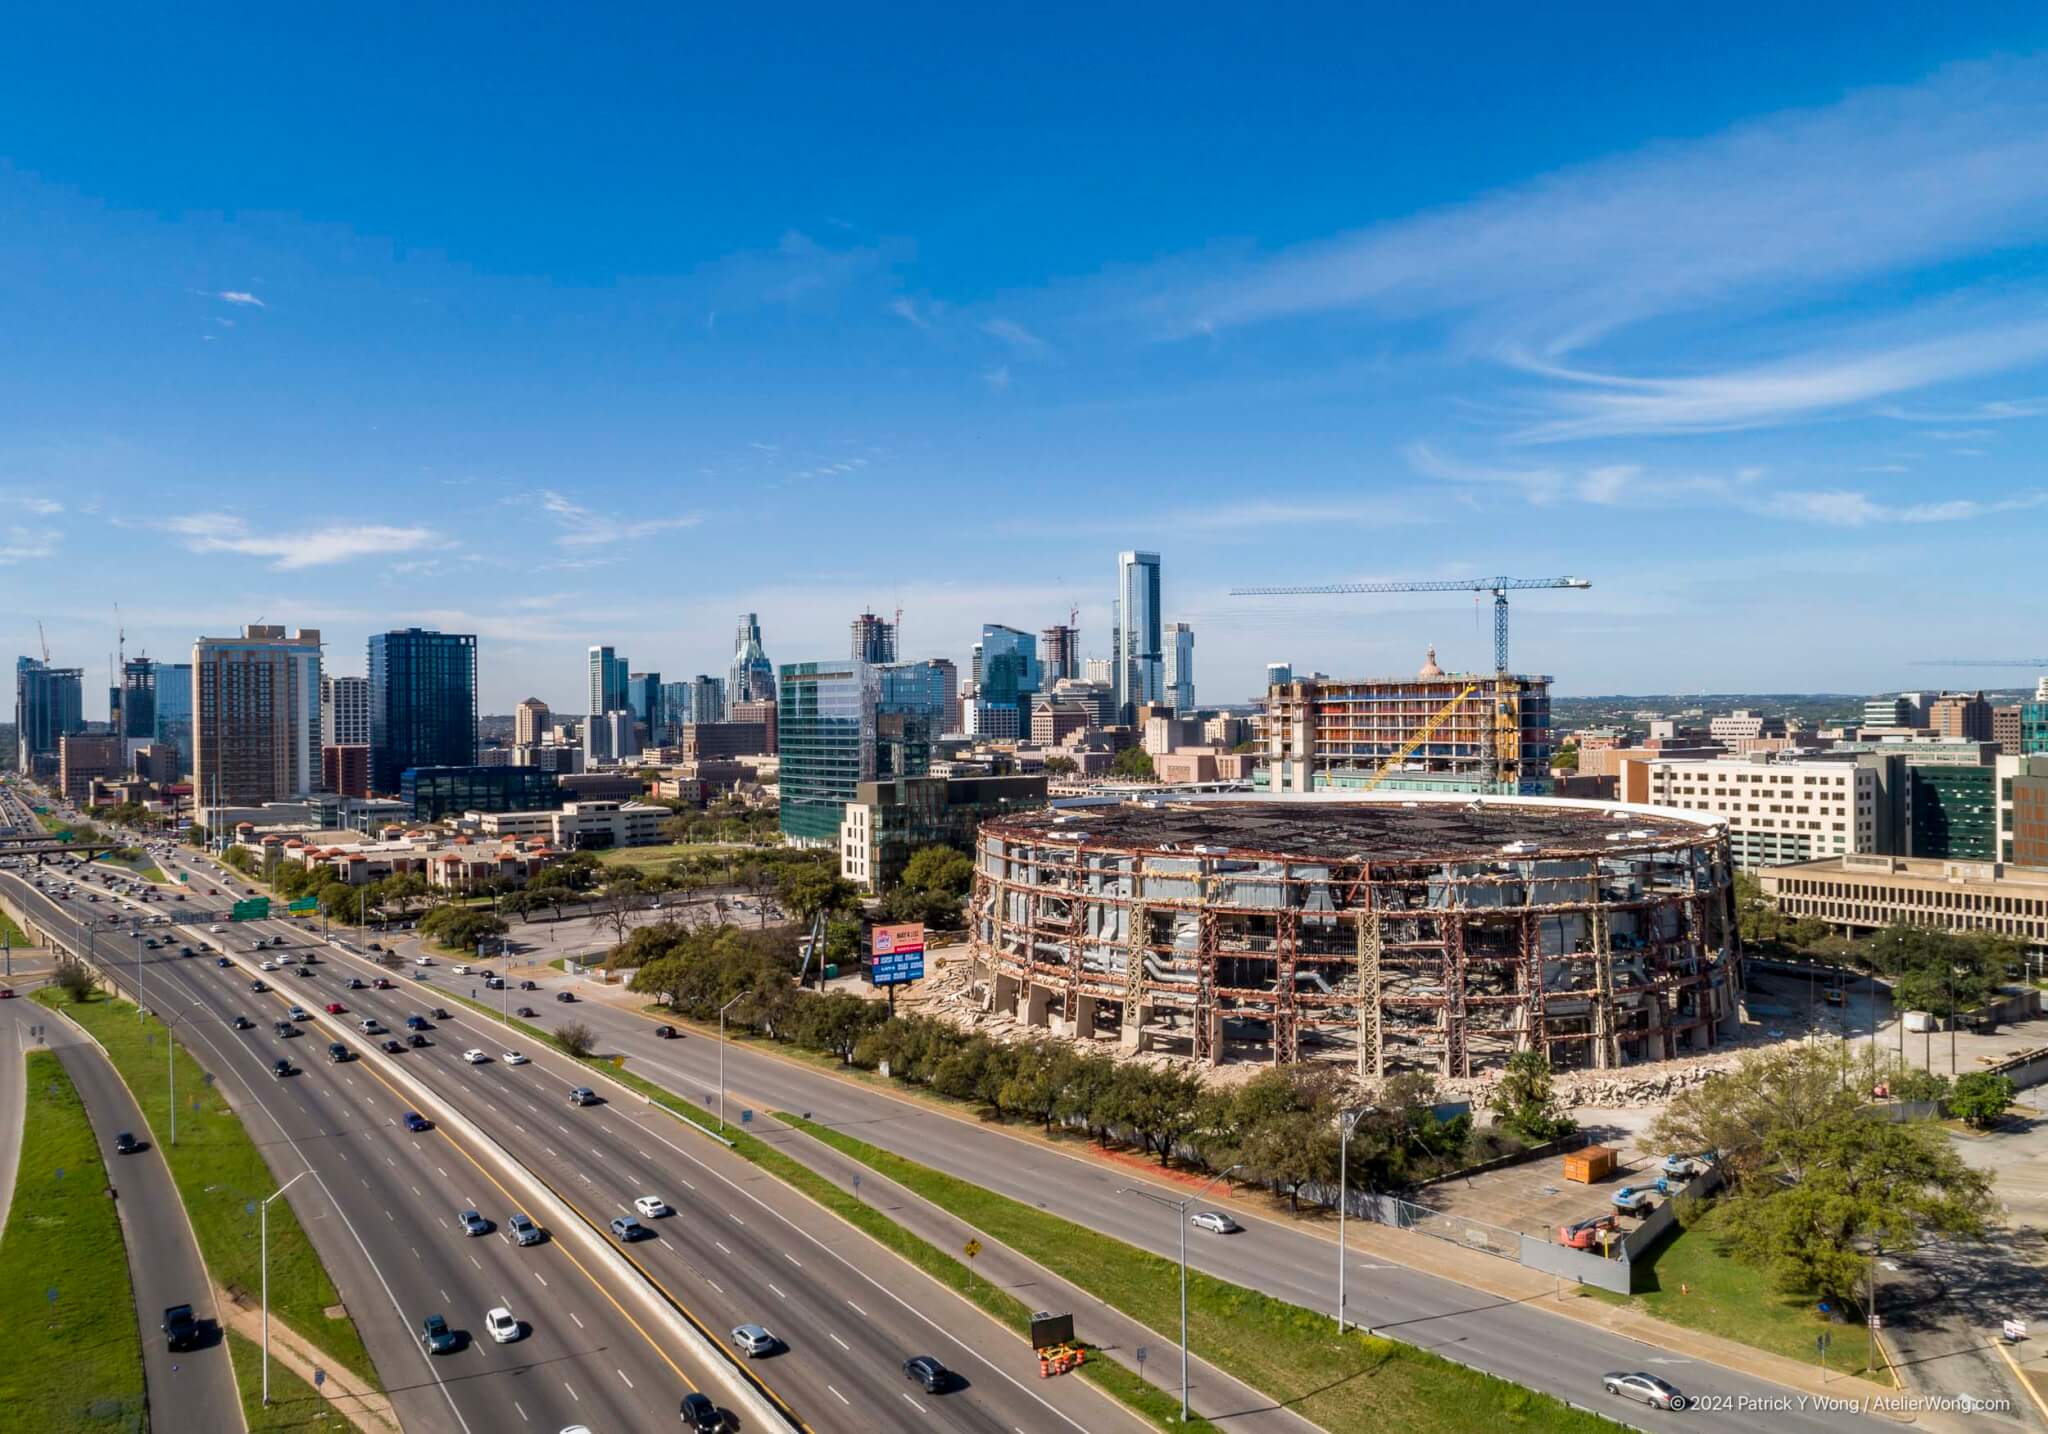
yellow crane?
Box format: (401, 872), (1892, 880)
(1357, 683), (1479, 793)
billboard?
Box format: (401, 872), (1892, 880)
(870, 923), (926, 986)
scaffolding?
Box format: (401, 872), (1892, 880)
(969, 797), (1741, 1075)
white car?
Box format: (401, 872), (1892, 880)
(486, 1306), (522, 1343)
(1603, 1372), (1685, 1410)
(634, 1195), (670, 1219)
(463, 1049), (489, 1064)
(452, 963), (472, 975)
(210, 924), (225, 933)
(503, 1051), (528, 1066)
(259, 960), (279, 972)
(414, 955), (434, 966)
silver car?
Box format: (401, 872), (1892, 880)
(1602, 1372), (1685, 1410)
(1190, 1210), (1240, 1234)
(731, 1323), (779, 1358)
(507, 1213), (544, 1246)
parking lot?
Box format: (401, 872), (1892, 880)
(1413, 1133), (1686, 1247)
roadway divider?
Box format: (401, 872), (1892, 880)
(57, 885), (800, 1434)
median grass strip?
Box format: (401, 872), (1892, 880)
(229, 1329), (344, 1432)
(1584, 1201), (1879, 1379)
(781, 1114), (1619, 1434)
(0, 903), (29, 947)
(0, 1049), (148, 1433)
(34, 988), (378, 1390)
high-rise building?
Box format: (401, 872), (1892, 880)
(583, 710), (639, 765)
(587, 646), (629, 717)
(1164, 622), (1195, 713)
(1039, 624), (1079, 684)
(2023, 699), (2048, 756)
(1266, 661), (1294, 691)
(1114, 550), (1162, 721)
(321, 674), (370, 747)
(120, 658), (157, 740)
(660, 681), (692, 727)
(153, 663), (193, 781)
(729, 697), (778, 753)
(688, 674), (725, 726)
(322, 743), (370, 798)
(1928, 691), (1993, 743)
(1994, 705), (2022, 754)
(729, 614), (775, 704)
(192, 625), (323, 806)
(1083, 656), (1113, 685)
(14, 657), (84, 774)
(1643, 754), (1875, 868)
(59, 733), (123, 802)
(626, 672), (664, 741)
(976, 625), (1040, 736)
(514, 698), (551, 746)
(367, 629), (478, 793)
(850, 611), (897, 665)
(779, 660), (879, 845)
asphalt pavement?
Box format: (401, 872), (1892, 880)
(39, 1000), (247, 1434)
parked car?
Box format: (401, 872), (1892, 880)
(903, 1355), (951, 1394)
(731, 1323), (779, 1357)
(1602, 1372), (1685, 1410)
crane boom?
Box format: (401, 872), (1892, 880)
(1357, 684), (1479, 794)
(1912, 659), (2048, 668)
(1232, 575), (1591, 597)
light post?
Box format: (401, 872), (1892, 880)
(1119, 1163), (1241, 1423)
(261, 1171), (310, 1404)
(1337, 1107), (1373, 1331)
(718, 993), (744, 1130)
(131, 925), (143, 1020)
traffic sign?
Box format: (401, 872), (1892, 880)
(230, 898), (270, 921)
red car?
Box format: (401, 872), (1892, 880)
(372, 978), (394, 990)
(0, 988), (14, 999)
(324, 1001), (346, 1015)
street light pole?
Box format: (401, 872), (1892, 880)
(132, 925), (143, 1021)
(261, 1171), (309, 1404)
(718, 993), (744, 1130)
(1120, 1163), (1240, 1423)
(1338, 1107), (1367, 1331)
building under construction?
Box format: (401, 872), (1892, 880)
(968, 793), (1741, 1076)
(1261, 649), (1553, 796)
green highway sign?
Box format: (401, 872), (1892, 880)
(288, 897), (318, 914)
(230, 897), (271, 921)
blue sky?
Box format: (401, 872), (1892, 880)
(5, 5), (2048, 714)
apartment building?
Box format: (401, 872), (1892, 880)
(1643, 754), (1875, 868)
(192, 626), (323, 806)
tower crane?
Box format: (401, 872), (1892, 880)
(1228, 574), (1592, 789)
(1912, 659), (2048, 669)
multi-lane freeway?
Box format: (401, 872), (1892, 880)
(0, 793), (1144, 1434)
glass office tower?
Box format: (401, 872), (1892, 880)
(369, 628), (478, 793)
(778, 660), (877, 844)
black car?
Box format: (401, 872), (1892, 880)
(431, 1007), (448, 1020)
(903, 1356), (951, 1393)
(274, 1021), (298, 1038)
(295, 966), (313, 978)
(249, 979), (267, 993)
(655, 1025), (678, 1039)
(231, 1015), (253, 1030)
(346, 977), (364, 990)
(680, 1392), (723, 1432)
(114, 1130), (141, 1155)
(406, 1033), (428, 1048)
(382, 1039), (404, 1054)
(179, 946), (195, 957)
(403, 1111), (431, 1132)
(327, 1042), (350, 1063)
(518, 979), (538, 991)
(271, 1058), (293, 1078)
(215, 956), (230, 968)
(516, 1006), (537, 1018)
(162, 1304), (201, 1351)
(555, 991), (575, 1003)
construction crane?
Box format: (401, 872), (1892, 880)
(1229, 575), (1591, 674)
(1912, 659), (2048, 669)
(1229, 575), (1591, 789)
(35, 620), (49, 663)
(1357, 683), (1478, 793)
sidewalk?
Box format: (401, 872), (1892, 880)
(213, 1286), (400, 1434)
(753, 1109), (1319, 1432)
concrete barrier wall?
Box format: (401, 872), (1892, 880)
(1621, 1166), (1722, 1263)
(1517, 1233), (1631, 1293)
(1989, 1047), (2048, 1091)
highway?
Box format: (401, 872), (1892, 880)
(36, 997), (246, 1434)
(10, 812), (1143, 1434)
(0, 858), (716, 1434)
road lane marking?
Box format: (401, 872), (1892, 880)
(616, 1369), (633, 1390)
(569, 1311), (583, 1329)
(769, 1282), (786, 1299)
(784, 1253), (801, 1267)
(829, 1385), (849, 1405)
(829, 1332), (850, 1351)
(847, 1300), (866, 1317)
(903, 1393), (927, 1414)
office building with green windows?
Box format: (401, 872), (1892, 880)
(778, 660), (878, 845)
(1908, 762), (1997, 860)
(368, 628), (478, 793)
(400, 765), (561, 821)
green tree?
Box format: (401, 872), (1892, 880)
(1490, 1050), (1575, 1142)
(1055, 1052), (1120, 1144)
(554, 1021), (597, 1058)
(1110, 747), (1155, 780)
(418, 905), (508, 953)
(52, 957), (96, 1003)
(781, 866), (858, 929)
(900, 845), (974, 899)
(1042, 754), (1077, 776)
(1101, 1065), (1205, 1166)
(1652, 1041), (1862, 1191)
(1240, 1110), (1339, 1211)
(996, 1041), (1074, 1131)
(790, 992), (883, 1063)
(1947, 1072), (2016, 1129)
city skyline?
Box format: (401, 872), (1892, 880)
(8, 17), (2048, 706)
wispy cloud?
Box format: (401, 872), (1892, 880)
(983, 365), (1011, 391)
(981, 317), (1052, 357)
(1877, 395), (2048, 423)
(537, 491), (700, 547)
(167, 513), (431, 568)
(3, 494), (63, 515)
(1757, 490), (2048, 526)
(0, 525), (58, 563)
(1503, 318), (2048, 442)
(890, 298), (931, 330)
(213, 290), (265, 307)
(1146, 57), (2048, 354)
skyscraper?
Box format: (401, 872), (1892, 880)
(1114, 550), (1162, 721)
(192, 625), (323, 806)
(626, 671), (664, 741)
(976, 625), (1041, 735)
(850, 611), (897, 665)
(587, 646), (629, 717)
(514, 698), (551, 746)
(367, 628), (478, 793)
(660, 680), (692, 727)
(14, 657), (84, 774)
(153, 663), (193, 780)
(1039, 623), (1079, 684)
(688, 674), (725, 726)
(321, 674), (370, 746)
(120, 658), (157, 740)
(729, 614), (775, 704)
(1164, 623), (1195, 713)
(779, 659), (879, 845)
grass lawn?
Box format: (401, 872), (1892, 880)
(0, 1050), (147, 1433)
(0, 904), (29, 947)
(34, 989), (379, 1390)
(596, 841), (771, 871)
(778, 1115), (1614, 1434)
(1585, 1201), (1880, 1379)
(229, 1329), (348, 1432)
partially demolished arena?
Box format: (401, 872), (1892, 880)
(966, 794), (1742, 1076)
